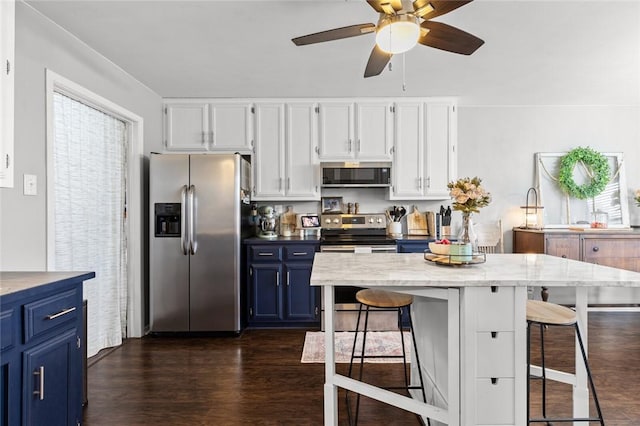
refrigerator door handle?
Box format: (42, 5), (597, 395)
(180, 185), (189, 255)
(189, 184), (198, 254)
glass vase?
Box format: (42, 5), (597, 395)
(458, 212), (477, 251)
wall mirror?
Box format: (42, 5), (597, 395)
(535, 152), (630, 228)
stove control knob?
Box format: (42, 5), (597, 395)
(332, 218), (340, 224)
(368, 218), (374, 224)
(325, 218), (332, 224)
(376, 218), (383, 224)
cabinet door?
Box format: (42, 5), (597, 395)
(390, 101), (424, 199)
(285, 102), (320, 200)
(318, 102), (354, 160)
(424, 101), (455, 198)
(1, 350), (19, 426)
(24, 329), (80, 426)
(355, 102), (392, 161)
(0, 0), (15, 188)
(164, 103), (209, 151)
(210, 103), (253, 152)
(253, 103), (285, 199)
(545, 235), (580, 260)
(284, 262), (317, 321)
(249, 263), (283, 322)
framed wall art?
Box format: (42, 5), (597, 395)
(535, 152), (630, 228)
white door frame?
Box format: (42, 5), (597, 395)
(45, 69), (144, 338)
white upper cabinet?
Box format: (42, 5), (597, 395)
(391, 101), (424, 199)
(252, 102), (319, 201)
(355, 101), (393, 161)
(164, 102), (209, 151)
(390, 99), (457, 200)
(163, 100), (253, 153)
(317, 102), (353, 160)
(284, 102), (320, 199)
(318, 100), (393, 162)
(0, 0), (15, 188)
(253, 103), (285, 198)
(209, 102), (253, 151)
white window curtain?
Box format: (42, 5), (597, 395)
(52, 92), (128, 357)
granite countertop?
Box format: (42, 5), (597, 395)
(310, 253), (640, 288)
(0, 271), (95, 297)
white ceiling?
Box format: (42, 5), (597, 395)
(25, 0), (640, 105)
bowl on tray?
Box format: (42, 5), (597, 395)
(428, 242), (451, 255)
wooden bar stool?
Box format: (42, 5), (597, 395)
(526, 300), (604, 425)
(346, 289), (428, 426)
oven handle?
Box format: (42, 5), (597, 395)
(320, 245), (397, 253)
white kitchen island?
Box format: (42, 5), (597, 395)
(310, 253), (640, 425)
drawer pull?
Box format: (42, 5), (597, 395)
(258, 252), (274, 256)
(592, 246), (599, 252)
(292, 252), (308, 256)
(46, 306), (76, 320)
(33, 366), (44, 400)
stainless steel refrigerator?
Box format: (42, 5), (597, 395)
(149, 153), (251, 333)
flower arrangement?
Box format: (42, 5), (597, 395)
(635, 189), (640, 207)
(447, 177), (491, 214)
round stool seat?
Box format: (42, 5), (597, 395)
(527, 300), (576, 325)
(356, 289), (413, 308)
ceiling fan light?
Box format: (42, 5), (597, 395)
(375, 15), (420, 54)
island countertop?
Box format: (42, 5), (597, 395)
(0, 271), (96, 298)
(310, 253), (640, 288)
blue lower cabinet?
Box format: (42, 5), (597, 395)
(285, 262), (318, 321)
(246, 241), (320, 327)
(24, 329), (80, 426)
(249, 263), (283, 322)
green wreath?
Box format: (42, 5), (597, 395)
(557, 147), (610, 199)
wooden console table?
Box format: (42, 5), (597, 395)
(513, 227), (640, 303)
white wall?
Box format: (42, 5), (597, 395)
(0, 2), (163, 270)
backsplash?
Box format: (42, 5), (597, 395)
(252, 187), (462, 235)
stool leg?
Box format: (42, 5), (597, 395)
(353, 306), (371, 426)
(346, 303), (364, 426)
(539, 323), (547, 420)
(398, 307), (409, 390)
(407, 306), (430, 426)
(574, 323), (605, 425)
(527, 321), (531, 425)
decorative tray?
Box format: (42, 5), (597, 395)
(424, 252), (486, 266)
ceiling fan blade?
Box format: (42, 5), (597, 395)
(367, 0), (403, 14)
(419, 21), (484, 55)
(292, 23), (376, 46)
(416, 0), (473, 20)
(364, 45), (393, 78)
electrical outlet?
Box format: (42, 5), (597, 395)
(23, 174), (37, 196)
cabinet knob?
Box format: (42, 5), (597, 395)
(561, 255), (567, 258)
(592, 246), (599, 252)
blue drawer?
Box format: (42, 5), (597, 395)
(284, 245), (316, 261)
(24, 289), (79, 343)
(250, 245), (282, 262)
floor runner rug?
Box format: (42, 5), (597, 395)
(301, 331), (411, 363)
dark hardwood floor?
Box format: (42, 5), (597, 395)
(83, 312), (640, 425)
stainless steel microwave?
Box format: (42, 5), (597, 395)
(321, 162), (391, 188)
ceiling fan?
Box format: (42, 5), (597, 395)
(291, 0), (484, 78)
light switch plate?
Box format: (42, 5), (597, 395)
(24, 174), (37, 196)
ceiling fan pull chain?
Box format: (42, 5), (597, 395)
(402, 53), (407, 92)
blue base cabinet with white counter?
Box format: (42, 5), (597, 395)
(245, 240), (320, 328)
(0, 271), (94, 426)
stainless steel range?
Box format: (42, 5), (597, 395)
(319, 213), (398, 331)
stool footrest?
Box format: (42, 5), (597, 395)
(529, 417), (602, 423)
